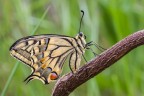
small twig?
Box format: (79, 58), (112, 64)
(52, 30), (144, 96)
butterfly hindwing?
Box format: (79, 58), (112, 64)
(10, 35), (79, 84)
(69, 51), (82, 73)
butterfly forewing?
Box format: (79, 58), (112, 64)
(10, 34), (86, 84)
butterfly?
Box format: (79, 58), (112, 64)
(9, 10), (103, 84)
(10, 32), (95, 84)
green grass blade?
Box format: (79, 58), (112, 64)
(1, 62), (19, 96)
(1, 7), (49, 96)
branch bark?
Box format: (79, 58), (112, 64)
(52, 30), (144, 96)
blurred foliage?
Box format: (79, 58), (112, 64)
(0, 0), (144, 96)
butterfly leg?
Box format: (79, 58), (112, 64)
(86, 41), (106, 52)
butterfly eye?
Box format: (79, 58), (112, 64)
(50, 72), (59, 80)
(79, 32), (83, 37)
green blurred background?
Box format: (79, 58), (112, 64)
(1, 0), (144, 96)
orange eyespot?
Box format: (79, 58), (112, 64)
(50, 72), (58, 80)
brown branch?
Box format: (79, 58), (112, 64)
(52, 30), (144, 96)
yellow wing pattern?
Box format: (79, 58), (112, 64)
(10, 33), (87, 84)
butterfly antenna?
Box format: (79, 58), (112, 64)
(79, 10), (84, 33)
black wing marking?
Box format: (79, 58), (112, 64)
(10, 35), (78, 84)
(69, 50), (82, 73)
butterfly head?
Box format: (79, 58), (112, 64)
(78, 32), (86, 39)
(77, 32), (93, 50)
(75, 32), (87, 49)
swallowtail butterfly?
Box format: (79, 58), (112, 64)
(10, 10), (102, 84)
